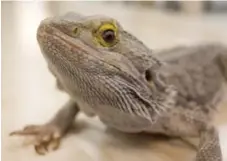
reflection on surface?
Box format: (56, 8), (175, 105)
(2, 1), (227, 161)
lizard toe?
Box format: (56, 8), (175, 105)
(10, 124), (63, 155)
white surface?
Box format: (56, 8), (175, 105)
(2, 2), (227, 161)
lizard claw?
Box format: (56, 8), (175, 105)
(10, 124), (62, 155)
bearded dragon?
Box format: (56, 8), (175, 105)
(10, 12), (227, 161)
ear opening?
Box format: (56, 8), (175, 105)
(145, 69), (153, 82)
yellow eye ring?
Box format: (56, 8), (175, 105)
(94, 23), (118, 47)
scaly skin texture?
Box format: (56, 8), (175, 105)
(151, 44), (227, 161)
(10, 12), (227, 161)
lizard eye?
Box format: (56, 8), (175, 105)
(94, 23), (118, 47)
(101, 29), (115, 44)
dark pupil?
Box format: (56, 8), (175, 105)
(102, 29), (115, 43)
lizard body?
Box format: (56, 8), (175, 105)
(156, 44), (227, 112)
(10, 12), (227, 161)
(147, 43), (227, 135)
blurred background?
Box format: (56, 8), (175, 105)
(2, 1), (227, 161)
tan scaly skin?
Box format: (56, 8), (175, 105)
(10, 12), (227, 161)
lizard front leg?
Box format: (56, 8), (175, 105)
(146, 108), (223, 161)
(181, 112), (223, 161)
(10, 99), (80, 155)
(196, 125), (222, 161)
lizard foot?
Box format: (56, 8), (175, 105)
(9, 124), (62, 155)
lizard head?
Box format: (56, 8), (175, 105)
(38, 12), (162, 74)
(37, 12), (177, 123)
